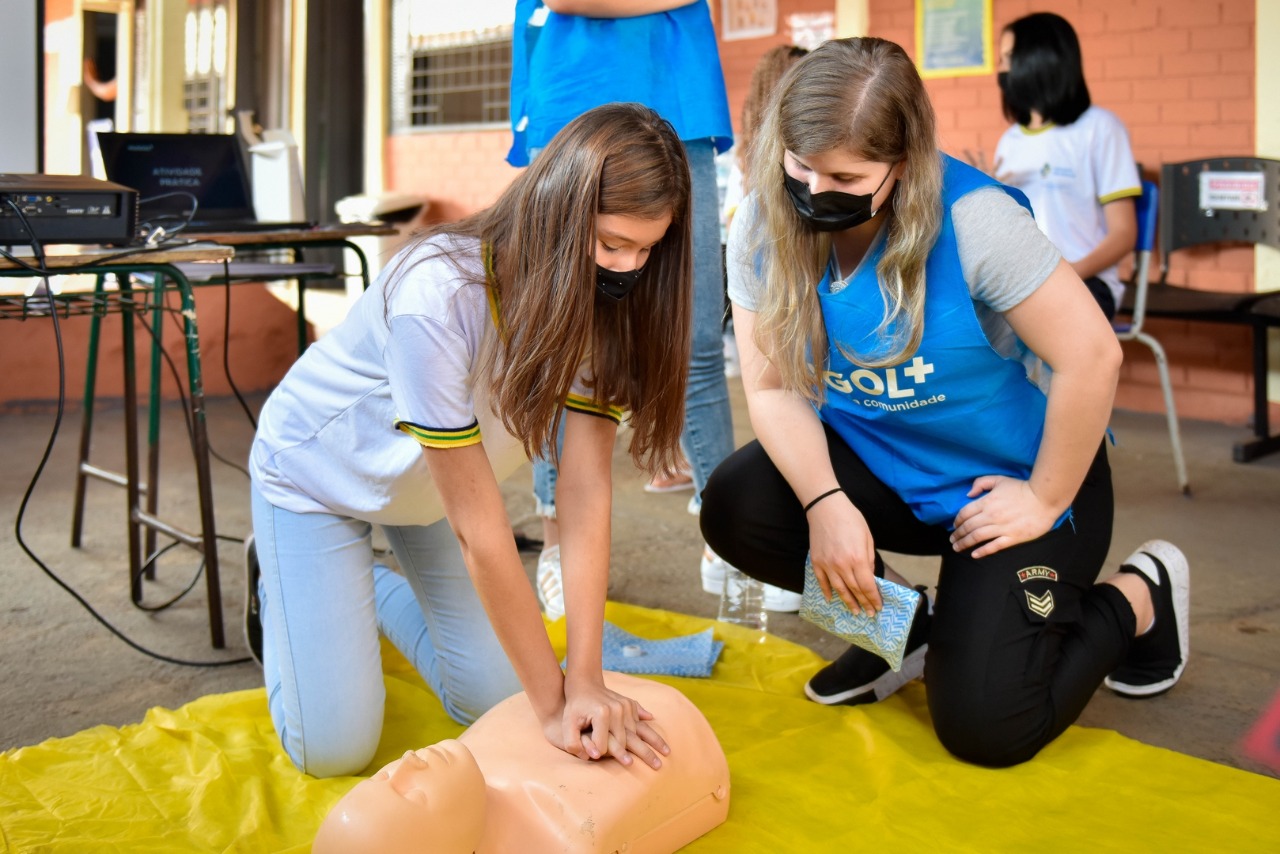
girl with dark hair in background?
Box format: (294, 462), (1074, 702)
(247, 103), (692, 778)
(993, 11), (1140, 320)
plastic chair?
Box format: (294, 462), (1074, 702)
(1115, 180), (1189, 494)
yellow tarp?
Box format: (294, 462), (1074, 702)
(2, 603), (1276, 852)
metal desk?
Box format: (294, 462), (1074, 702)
(1, 244), (235, 648)
(185, 223), (399, 351)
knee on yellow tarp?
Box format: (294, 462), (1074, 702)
(1, 602), (1277, 853)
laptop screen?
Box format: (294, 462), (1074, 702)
(96, 132), (256, 224)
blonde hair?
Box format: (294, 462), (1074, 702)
(746, 37), (943, 399)
(394, 103), (692, 476)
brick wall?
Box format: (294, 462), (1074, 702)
(381, 0), (1271, 429)
(386, 131), (521, 226)
(0, 284), (302, 411)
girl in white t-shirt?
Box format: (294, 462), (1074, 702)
(247, 103), (691, 777)
(993, 12), (1140, 319)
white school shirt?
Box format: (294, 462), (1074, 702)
(994, 105), (1140, 307)
(250, 234), (618, 527)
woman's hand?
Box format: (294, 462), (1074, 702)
(950, 475), (1060, 558)
(551, 678), (668, 769)
(806, 493), (882, 617)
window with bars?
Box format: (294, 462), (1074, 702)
(390, 0), (514, 135)
(183, 0), (230, 133)
(407, 36), (512, 127)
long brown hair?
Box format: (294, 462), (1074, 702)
(737, 44), (808, 195)
(397, 103), (692, 475)
(746, 37), (943, 397)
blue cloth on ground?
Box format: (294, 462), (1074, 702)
(596, 621), (724, 677)
(799, 555), (921, 672)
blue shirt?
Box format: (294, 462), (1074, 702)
(508, 0), (733, 166)
(817, 156), (1052, 527)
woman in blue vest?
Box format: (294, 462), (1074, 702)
(700, 38), (1189, 767)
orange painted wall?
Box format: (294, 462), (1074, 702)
(0, 285), (303, 411)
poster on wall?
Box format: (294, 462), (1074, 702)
(722, 0), (776, 42)
(787, 12), (834, 51)
(915, 0), (993, 79)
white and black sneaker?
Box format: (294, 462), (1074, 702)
(804, 589), (932, 706)
(1104, 540), (1190, 698)
(244, 533), (263, 666)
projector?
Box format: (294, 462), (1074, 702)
(0, 173), (139, 245)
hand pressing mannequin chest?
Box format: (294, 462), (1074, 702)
(313, 673), (730, 853)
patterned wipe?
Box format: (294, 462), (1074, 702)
(800, 556), (922, 672)
(596, 621), (725, 678)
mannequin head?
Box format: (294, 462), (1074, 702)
(312, 739), (485, 854)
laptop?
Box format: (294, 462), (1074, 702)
(96, 131), (313, 235)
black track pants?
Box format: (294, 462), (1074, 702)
(701, 426), (1137, 767)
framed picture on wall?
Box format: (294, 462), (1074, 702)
(722, 0), (776, 42)
(915, 0), (993, 79)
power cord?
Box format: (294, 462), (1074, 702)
(3, 198), (250, 667)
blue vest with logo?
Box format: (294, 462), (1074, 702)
(507, 0), (733, 167)
(818, 155), (1049, 527)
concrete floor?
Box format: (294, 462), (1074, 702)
(1, 377), (1278, 779)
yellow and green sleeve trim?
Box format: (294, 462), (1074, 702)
(1099, 186), (1142, 205)
(396, 418), (483, 449)
(565, 392), (625, 424)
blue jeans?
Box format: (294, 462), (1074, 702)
(532, 137), (734, 516)
(250, 485), (521, 777)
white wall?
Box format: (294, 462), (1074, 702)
(0, 2), (42, 173)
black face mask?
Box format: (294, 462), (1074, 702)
(997, 71), (1031, 123)
(996, 71), (1011, 97)
(595, 264), (643, 301)
(782, 164), (894, 232)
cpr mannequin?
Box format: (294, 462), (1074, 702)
(313, 672), (730, 853)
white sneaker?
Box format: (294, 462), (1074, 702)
(699, 547), (728, 594)
(762, 584), (802, 613)
(687, 494), (701, 516)
(700, 548), (799, 610)
(536, 545), (565, 621)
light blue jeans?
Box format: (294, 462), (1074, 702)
(533, 137), (734, 515)
(250, 484), (521, 777)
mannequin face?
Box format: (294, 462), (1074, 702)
(313, 740), (486, 854)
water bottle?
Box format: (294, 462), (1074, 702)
(717, 565), (768, 632)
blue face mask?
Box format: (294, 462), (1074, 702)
(595, 264), (643, 301)
(782, 163), (894, 232)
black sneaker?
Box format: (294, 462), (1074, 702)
(1104, 540), (1189, 698)
(804, 589), (932, 705)
(244, 533), (263, 666)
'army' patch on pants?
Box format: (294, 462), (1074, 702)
(1017, 565), (1059, 583)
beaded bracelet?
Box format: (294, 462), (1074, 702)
(803, 486), (845, 513)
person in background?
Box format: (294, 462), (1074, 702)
(992, 11), (1139, 320)
(247, 104), (689, 777)
(509, 0), (800, 618)
(702, 37), (1190, 766)
(721, 44), (809, 231)
(719, 44), (809, 383)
